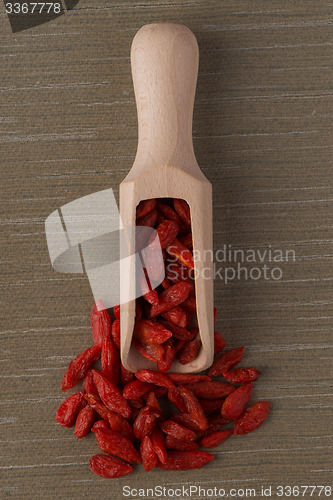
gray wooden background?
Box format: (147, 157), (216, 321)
(1, 1), (332, 499)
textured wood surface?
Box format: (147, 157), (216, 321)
(1, 1), (332, 498)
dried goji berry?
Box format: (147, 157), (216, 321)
(90, 301), (112, 346)
(162, 306), (187, 327)
(156, 201), (182, 226)
(184, 381), (236, 400)
(132, 338), (163, 362)
(160, 420), (196, 441)
(208, 346), (245, 378)
(74, 404), (96, 438)
(94, 428), (141, 463)
(111, 319), (120, 349)
(89, 454), (133, 478)
(82, 370), (98, 398)
(134, 319), (172, 345)
(92, 370), (131, 418)
(177, 339), (201, 365)
(150, 281), (193, 317)
(223, 368), (261, 384)
(135, 369), (175, 389)
(221, 382), (253, 420)
(179, 231), (192, 249)
(159, 320), (194, 341)
(233, 401), (270, 435)
(107, 411), (135, 441)
(179, 385), (208, 431)
(140, 435), (158, 471)
(151, 428), (168, 464)
(133, 406), (161, 440)
(113, 304), (120, 320)
(137, 208), (158, 227)
(154, 220), (179, 249)
(170, 413), (202, 433)
(56, 391), (86, 428)
(167, 387), (188, 413)
(123, 380), (154, 400)
(157, 339), (176, 373)
(136, 199), (157, 218)
(173, 199), (191, 227)
(197, 398), (225, 414)
(199, 429), (233, 449)
(168, 373), (211, 385)
(157, 450), (214, 470)
(61, 345), (102, 391)
(91, 419), (110, 432)
(84, 393), (110, 420)
(165, 435), (199, 451)
(166, 239), (194, 270)
(101, 335), (120, 386)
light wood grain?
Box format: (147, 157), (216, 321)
(120, 24), (214, 372)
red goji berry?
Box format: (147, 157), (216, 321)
(162, 306), (187, 327)
(167, 387), (188, 413)
(140, 435), (158, 471)
(233, 401), (270, 435)
(136, 369), (175, 389)
(150, 281), (193, 317)
(160, 420), (196, 442)
(107, 411), (135, 441)
(184, 381), (236, 400)
(156, 202), (182, 226)
(101, 335), (120, 386)
(74, 404), (96, 439)
(84, 393), (110, 420)
(61, 345), (102, 391)
(197, 398), (225, 414)
(166, 239), (194, 270)
(223, 367), (261, 384)
(221, 382), (253, 420)
(165, 435), (199, 451)
(168, 373), (211, 385)
(136, 199), (157, 218)
(91, 419), (110, 432)
(137, 208), (158, 227)
(158, 450), (214, 470)
(179, 231), (192, 249)
(134, 319), (172, 345)
(89, 454), (133, 478)
(179, 385), (208, 431)
(133, 407), (161, 440)
(111, 319), (120, 349)
(208, 346), (245, 378)
(199, 429), (233, 449)
(82, 370), (98, 398)
(90, 301), (112, 346)
(94, 428), (141, 464)
(177, 339), (201, 365)
(170, 414), (202, 433)
(154, 220), (179, 249)
(173, 199), (191, 227)
(132, 338), (163, 363)
(159, 320), (195, 341)
(151, 428), (168, 464)
(157, 339), (176, 373)
(123, 380), (154, 400)
(56, 391), (86, 428)
(92, 370), (131, 418)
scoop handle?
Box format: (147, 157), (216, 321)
(131, 23), (199, 169)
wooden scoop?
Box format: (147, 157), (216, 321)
(120, 23), (214, 373)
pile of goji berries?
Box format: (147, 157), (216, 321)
(56, 198), (270, 478)
(133, 198), (200, 369)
